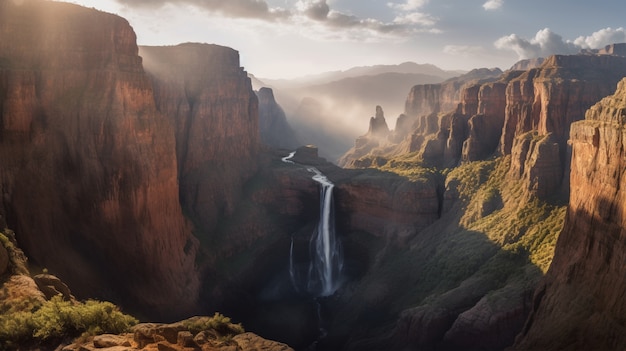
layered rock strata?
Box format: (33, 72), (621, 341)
(513, 78), (626, 350)
(502, 54), (626, 198)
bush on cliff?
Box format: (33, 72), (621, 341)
(0, 295), (137, 349)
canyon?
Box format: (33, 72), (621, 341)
(0, 1), (625, 351)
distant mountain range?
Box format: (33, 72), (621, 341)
(254, 61), (463, 89)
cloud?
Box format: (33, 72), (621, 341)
(115, 0), (290, 20)
(495, 28), (579, 59)
(293, 0), (438, 39)
(573, 27), (626, 49)
(393, 12), (436, 26)
(387, 0), (428, 11)
(296, 0), (330, 21)
(482, 0), (503, 11)
(495, 27), (626, 60)
(117, 0), (439, 40)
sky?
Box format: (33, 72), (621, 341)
(58, 0), (626, 79)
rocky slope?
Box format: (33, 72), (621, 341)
(0, 0), (199, 317)
(513, 77), (626, 350)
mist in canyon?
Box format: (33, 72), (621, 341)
(2, 1), (626, 351)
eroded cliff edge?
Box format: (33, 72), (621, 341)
(513, 78), (626, 350)
(0, 1), (199, 317)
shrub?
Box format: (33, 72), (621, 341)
(182, 313), (244, 336)
(0, 295), (137, 349)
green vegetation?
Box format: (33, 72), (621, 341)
(450, 156), (567, 272)
(360, 151), (439, 183)
(335, 154), (567, 329)
(182, 313), (245, 336)
(0, 296), (137, 350)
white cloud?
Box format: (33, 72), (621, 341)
(393, 12), (436, 26)
(387, 0), (428, 11)
(573, 27), (626, 49)
(295, 0), (330, 21)
(495, 28), (579, 59)
(482, 0), (503, 11)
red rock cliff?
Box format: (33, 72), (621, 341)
(502, 54), (626, 198)
(139, 43), (260, 233)
(0, 1), (199, 317)
(513, 78), (626, 350)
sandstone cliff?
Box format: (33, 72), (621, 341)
(139, 43), (260, 235)
(513, 78), (626, 350)
(502, 54), (626, 199)
(0, 1), (198, 317)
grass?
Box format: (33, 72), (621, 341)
(356, 152), (439, 183)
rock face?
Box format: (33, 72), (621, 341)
(399, 68), (503, 139)
(139, 43), (260, 235)
(338, 106), (392, 167)
(513, 78), (626, 350)
(0, 1), (199, 317)
(501, 54), (626, 198)
(461, 78), (510, 162)
(256, 87), (299, 150)
(335, 170), (440, 243)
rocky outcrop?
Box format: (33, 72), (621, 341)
(398, 68), (503, 139)
(139, 43), (259, 235)
(33, 273), (75, 301)
(337, 106), (392, 167)
(513, 78), (626, 350)
(339, 68), (503, 168)
(581, 42), (626, 56)
(461, 78), (511, 162)
(0, 1), (199, 317)
(509, 58), (545, 71)
(256, 87), (299, 150)
(63, 317), (293, 351)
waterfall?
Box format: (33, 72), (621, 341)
(282, 151), (343, 297)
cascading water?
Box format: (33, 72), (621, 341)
(282, 151), (343, 297)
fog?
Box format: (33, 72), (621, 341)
(253, 63), (459, 162)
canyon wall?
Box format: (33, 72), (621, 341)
(342, 53), (626, 199)
(514, 78), (626, 350)
(502, 54), (626, 199)
(139, 43), (260, 234)
(0, 1), (199, 317)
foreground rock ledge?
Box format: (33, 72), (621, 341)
(63, 319), (293, 351)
